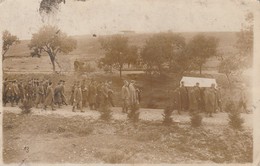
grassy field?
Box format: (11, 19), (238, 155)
(3, 110), (253, 164)
(3, 31), (238, 72)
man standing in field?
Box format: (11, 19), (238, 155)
(121, 80), (130, 113)
(88, 80), (96, 110)
(129, 80), (139, 106)
(72, 81), (83, 112)
(60, 80), (68, 106)
(205, 83), (217, 117)
(189, 83), (201, 113)
(106, 81), (115, 107)
(179, 81), (189, 111)
(11, 80), (20, 107)
(43, 82), (55, 111)
(54, 81), (63, 108)
(35, 81), (45, 108)
(18, 80), (25, 104)
(81, 79), (88, 108)
(172, 87), (181, 114)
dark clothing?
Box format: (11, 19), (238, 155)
(81, 83), (88, 107)
(88, 83), (96, 109)
(179, 86), (189, 111)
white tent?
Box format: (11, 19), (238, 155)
(180, 76), (217, 88)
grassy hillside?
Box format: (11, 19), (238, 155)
(3, 31), (238, 72)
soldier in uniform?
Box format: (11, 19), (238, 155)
(35, 81), (45, 108)
(205, 83), (217, 117)
(95, 81), (103, 109)
(88, 80), (97, 110)
(129, 80), (139, 106)
(106, 81), (114, 107)
(4, 80), (12, 106)
(54, 81), (63, 107)
(172, 87), (181, 114)
(215, 86), (222, 112)
(81, 79), (88, 108)
(11, 80), (20, 106)
(72, 81), (83, 112)
(18, 80), (25, 104)
(43, 82), (55, 111)
(179, 81), (189, 111)
(189, 83), (201, 113)
(121, 80), (130, 113)
(60, 80), (68, 106)
(69, 82), (76, 105)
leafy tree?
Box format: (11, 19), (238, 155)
(99, 35), (137, 77)
(2, 30), (20, 61)
(126, 45), (138, 68)
(235, 12), (253, 68)
(218, 54), (241, 89)
(186, 34), (219, 75)
(141, 32), (186, 75)
(28, 25), (77, 72)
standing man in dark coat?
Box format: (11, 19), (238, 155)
(88, 80), (96, 110)
(81, 79), (88, 108)
(11, 80), (20, 106)
(72, 81), (83, 112)
(54, 81), (63, 107)
(189, 83), (201, 113)
(43, 82), (55, 111)
(121, 80), (130, 113)
(205, 83), (217, 117)
(179, 81), (189, 111)
(60, 80), (68, 106)
(18, 80), (25, 104)
(172, 87), (181, 114)
(35, 81), (45, 108)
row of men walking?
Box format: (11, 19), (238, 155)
(170, 81), (222, 117)
(2, 78), (115, 112)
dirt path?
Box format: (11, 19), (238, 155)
(3, 106), (253, 128)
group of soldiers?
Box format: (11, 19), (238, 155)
(170, 81), (222, 117)
(2, 78), (67, 110)
(121, 80), (141, 113)
(2, 77), (116, 113)
(3, 77), (248, 116)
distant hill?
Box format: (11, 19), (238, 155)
(3, 31), (239, 72)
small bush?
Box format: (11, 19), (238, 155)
(190, 113), (203, 127)
(226, 99), (244, 130)
(228, 110), (244, 130)
(162, 106), (173, 125)
(127, 103), (140, 123)
(99, 101), (112, 121)
(103, 151), (125, 164)
(19, 99), (33, 114)
(225, 99), (236, 113)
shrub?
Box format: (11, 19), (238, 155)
(103, 151), (125, 164)
(226, 99), (244, 130)
(19, 99), (33, 114)
(228, 110), (244, 130)
(162, 106), (173, 125)
(225, 99), (236, 113)
(127, 103), (140, 123)
(190, 113), (203, 127)
(99, 100), (112, 121)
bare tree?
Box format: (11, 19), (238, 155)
(2, 30), (20, 61)
(28, 25), (77, 72)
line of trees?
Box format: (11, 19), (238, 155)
(98, 32), (219, 77)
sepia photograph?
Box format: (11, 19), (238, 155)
(0, 0), (259, 165)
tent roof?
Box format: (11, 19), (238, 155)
(180, 76), (217, 87)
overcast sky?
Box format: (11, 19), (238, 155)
(0, 0), (256, 39)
